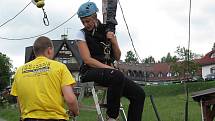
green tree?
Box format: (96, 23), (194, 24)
(170, 46), (200, 80)
(125, 50), (139, 63)
(143, 56), (155, 64)
(0, 52), (13, 91)
(161, 52), (178, 63)
(175, 46), (201, 61)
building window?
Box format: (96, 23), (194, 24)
(173, 72), (179, 77)
(149, 72), (155, 78)
(211, 67), (215, 74)
(144, 72), (147, 78)
(139, 71), (143, 77)
(158, 72), (163, 77)
(167, 72), (172, 77)
(55, 44), (77, 64)
(211, 53), (215, 58)
(134, 70), (138, 77)
(128, 70), (134, 77)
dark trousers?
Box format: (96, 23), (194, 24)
(82, 68), (145, 121)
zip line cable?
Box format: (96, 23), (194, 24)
(184, 0), (192, 120)
(118, 0), (142, 62)
(0, 13), (76, 40)
(0, 0), (93, 40)
(0, 1), (31, 28)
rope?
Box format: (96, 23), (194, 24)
(0, 13), (76, 40)
(118, 0), (142, 63)
(0, 1), (31, 28)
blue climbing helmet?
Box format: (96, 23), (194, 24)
(77, 2), (99, 18)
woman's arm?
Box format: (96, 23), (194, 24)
(106, 32), (121, 61)
(77, 41), (114, 69)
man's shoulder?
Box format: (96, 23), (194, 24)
(49, 60), (66, 67)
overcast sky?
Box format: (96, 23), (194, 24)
(0, 0), (214, 68)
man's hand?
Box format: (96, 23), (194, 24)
(67, 110), (76, 118)
(62, 85), (79, 116)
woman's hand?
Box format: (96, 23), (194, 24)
(106, 31), (117, 44)
(106, 31), (121, 61)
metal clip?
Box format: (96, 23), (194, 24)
(100, 41), (111, 55)
(42, 7), (49, 26)
(100, 41), (111, 64)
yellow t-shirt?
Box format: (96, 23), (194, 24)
(10, 56), (76, 120)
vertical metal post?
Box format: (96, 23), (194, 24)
(150, 95), (161, 121)
(200, 99), (205, 121)
(92, 86), (105, 121)
(184, 0), (192, 120)
(184, 82), (189, 121)
(120, 103), (127, 121)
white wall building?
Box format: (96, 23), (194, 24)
(202, 65), (215, 79)
(198, 50), (215, 79)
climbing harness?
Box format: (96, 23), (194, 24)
(100, 41), (111, 64)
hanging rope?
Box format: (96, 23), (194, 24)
(0, 1), (31, 28)
(0, 13), (76, 40)
(118, 0), (142, 63)
(42, 7), (49, 26)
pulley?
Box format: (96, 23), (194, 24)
(32, 0), (45, 8)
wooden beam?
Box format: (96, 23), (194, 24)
(102, 0), (107, 24)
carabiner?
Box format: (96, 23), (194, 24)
(42, 7), (49, 26)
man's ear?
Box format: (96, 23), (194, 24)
(47, 47), (52, 55)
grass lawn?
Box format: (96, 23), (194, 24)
(1, 81), (215, 121)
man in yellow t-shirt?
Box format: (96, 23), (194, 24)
(10, 36), (79, 121)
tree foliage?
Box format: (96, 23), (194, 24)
(175, 46), (201, 61)
(143, 56), (155, 64)
(125, 50), (138, 63)
(170, 46), (200, 80)
(161, 52), (178, 63)
(0, 52), (13, 91)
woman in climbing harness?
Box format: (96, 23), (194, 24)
(75, 2), (145, 121)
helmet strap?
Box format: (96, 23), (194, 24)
(92, 19), (98, 36)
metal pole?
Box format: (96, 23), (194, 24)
(150, 95), (161, 121)
(184, 82), (189, 121)
(200, 99), (204, 121)
(184, 0), (192, 120)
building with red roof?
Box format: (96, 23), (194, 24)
(118, 47), (215, 83)
(196, 49), (215, 79)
